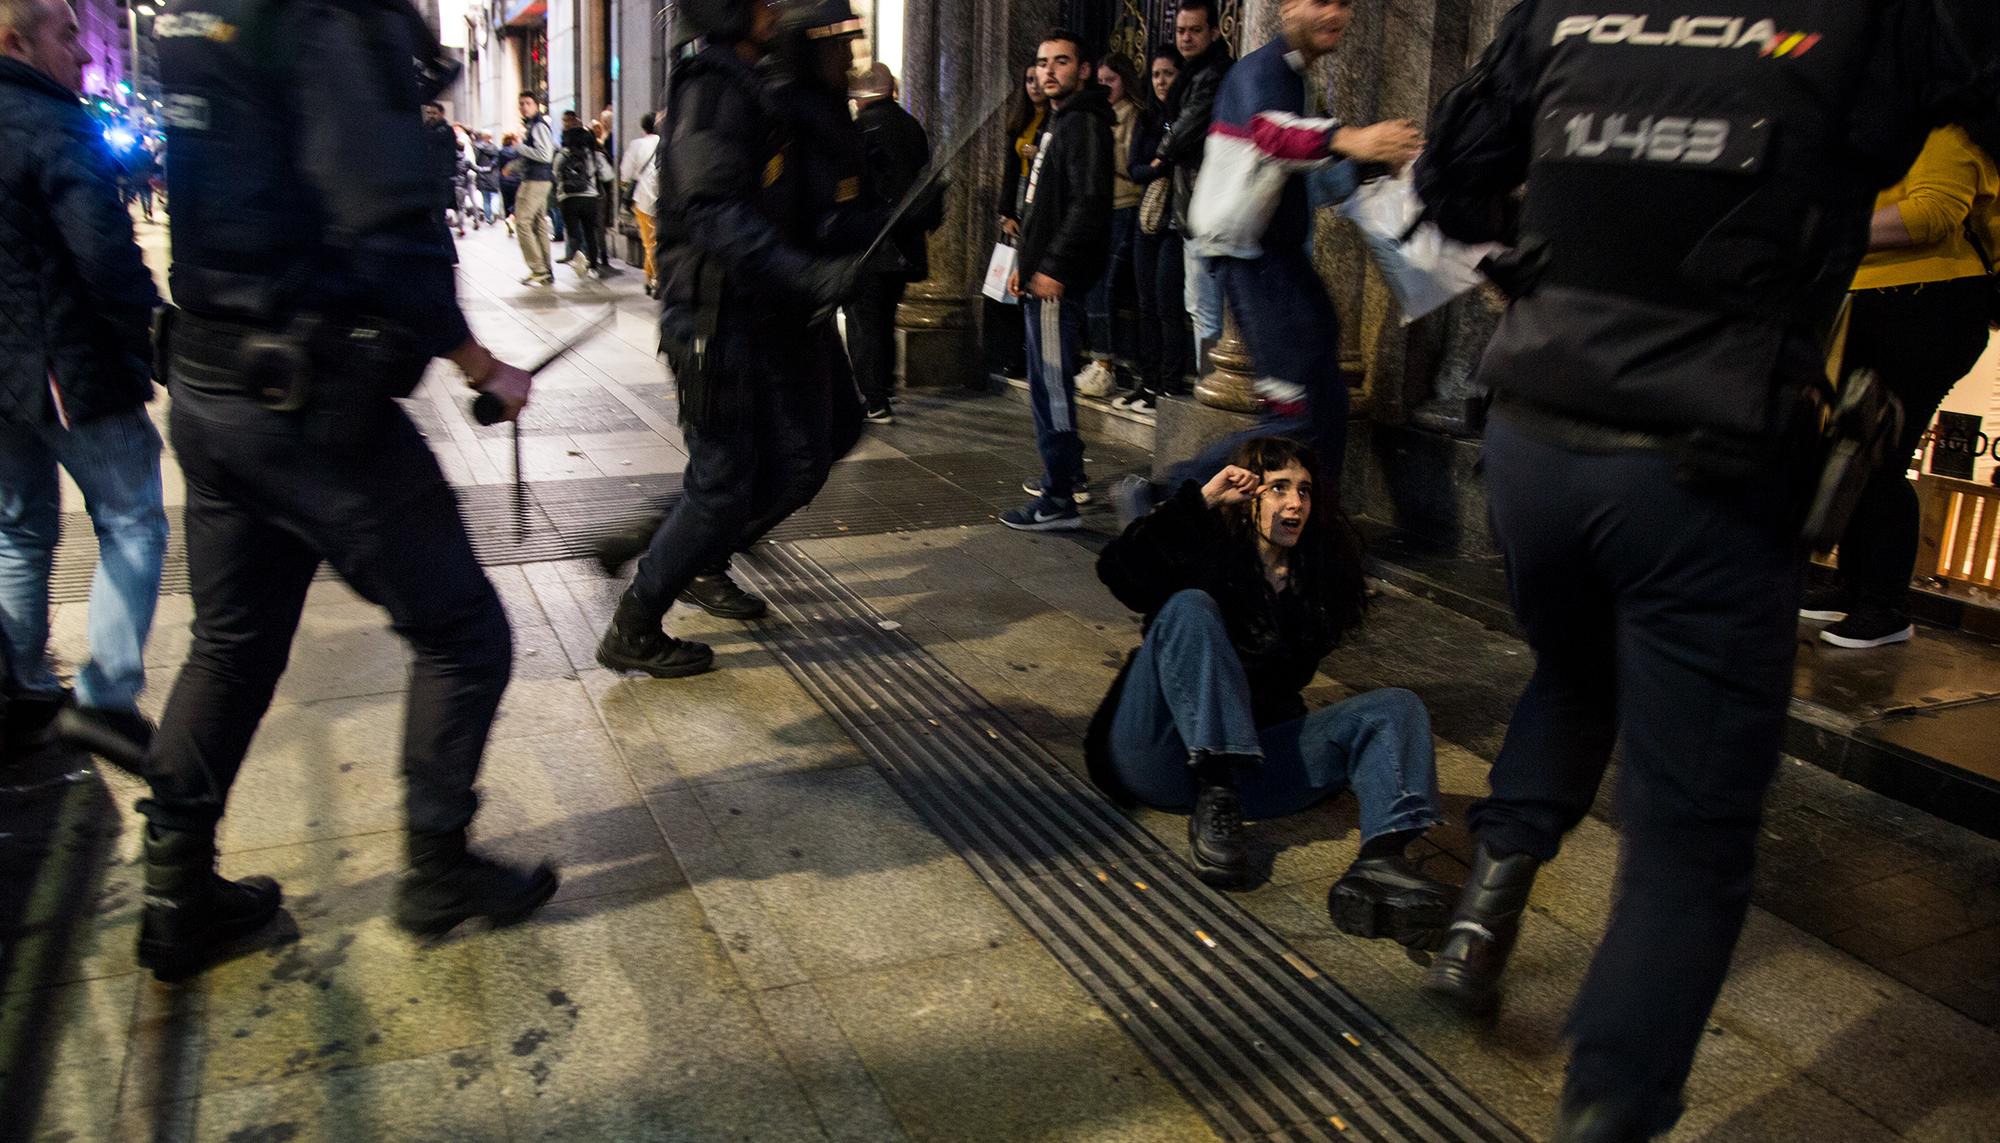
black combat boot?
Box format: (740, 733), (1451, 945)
(1421, 844), (1541, 1017)
(55, 704), (155, 776)
(1551, 1098), (1653, 1142)
(591, 516), (663, 577)
(595, 592), (715, 679)
(679, 569), (768, 621)
(137, 824), (283, 982)
(393, 830), (559, 938)
(1329, 849), (1455, 952)
(1188, 755), (1250, 887)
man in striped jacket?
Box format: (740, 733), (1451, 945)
(1186, 0), (1420, 484)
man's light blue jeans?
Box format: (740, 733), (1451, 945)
(0, 408), (169, 712)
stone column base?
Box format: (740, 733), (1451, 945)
(897, 292), (978, 390)
(1151, 394), (1259, 482)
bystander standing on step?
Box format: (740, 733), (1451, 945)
(1076, 52), (1143, 402)
(1158, 0), (1232, 375)
(1002, 29), (1114, 533)
(1802, 127), (1998, 650)
(845, 62), (937, 425)
(0, 0), (169, 774)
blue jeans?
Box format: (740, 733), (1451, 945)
(0, 408), (169, 712)
(1086, 207), (1138, 360)
(1184, 243), (1225, 347)
(1022, 295), (1085, 500)
(1165, 252), (1351, 494)
(1107, 590), (1444, 838)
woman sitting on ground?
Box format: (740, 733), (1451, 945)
(1086, 436), (1454, 951)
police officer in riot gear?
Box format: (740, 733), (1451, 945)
(142, 0), (558, 981)
(1411, 3), (1998, 1138)
(593, 0), (882, 678)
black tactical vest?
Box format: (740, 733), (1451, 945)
(156, 0), (442, 325)
(1481, 1), (1894, 437)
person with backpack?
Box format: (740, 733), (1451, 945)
(472, 130), (501, 224)
(552, 125), (614, 279)
(844, 63), (938, 424)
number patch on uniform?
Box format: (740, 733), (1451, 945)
(1536, 106), (1770, 173)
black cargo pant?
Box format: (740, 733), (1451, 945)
(628, 328), (855, 618)
(140, 370), (512, 839)
(1472, 409), (1804, 1134)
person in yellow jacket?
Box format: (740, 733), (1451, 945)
(1804, 127), (1998, 648)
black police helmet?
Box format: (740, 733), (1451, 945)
(770, 0), (863, 42)
(673, 0), (753, 47)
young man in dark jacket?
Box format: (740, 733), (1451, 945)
(1156, 0), (1232, 370)
(1002, 29), (1113, 532)
(844, 63), (935, 424)
(0, 0), (168, 770)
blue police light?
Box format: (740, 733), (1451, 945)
(105, 127), (136, 150)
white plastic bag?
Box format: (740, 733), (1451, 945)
(1339, 173), (1502, 324)
(982, 242), (1019, 305)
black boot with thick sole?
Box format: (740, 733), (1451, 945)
(1421, 844), (1541, 1017)
(137, 824), (284, 982)
(679, 570), (768, 621)
(591, 516), (663, 577)
(595, 593), (715, 679)
(1187, 755), (1251, 887)
(393, 831), (559, 938)
(1329, 854), (1454, 952)
(1551, 1099), (1654, 1142)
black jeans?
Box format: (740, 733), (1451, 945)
(1473, 409), (1803, 1133)
(629, 344), (845, 618)
(560, 198), (607, 268)
(1133, 229), (1189, 394)
(844, 275), (906, 407)
(1833, 276), (1992, 614)
(142, 374), (512, 839)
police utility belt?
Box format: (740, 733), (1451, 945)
(160, 306), (427, 411)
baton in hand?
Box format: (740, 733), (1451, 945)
(467, 304), (617, 540)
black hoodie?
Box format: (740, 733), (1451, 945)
(1015, 83), (1114, 292)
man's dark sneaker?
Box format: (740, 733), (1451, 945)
(137, 824), (284, 982)
(864, 402), (896, 424)
(595, 593), (715, 678)
(1125, 388), (1158, 417)
(1551, 1099), (1653, 1143)
(1109, 385), (1146, 410)
(1188, 768), (1250, 887)
(1000, 496), (1084, 532)
(1329, 854), (1454, 952)
(680, 571), (768, 621)
(55, 704), (154, 776)
(1820, 606), (1915, 649)
(393, 830), (559, 938)
(1798, 584), (1852, 622)
(1422, 845), (1541, 1018)
(592, 516), (665, 577)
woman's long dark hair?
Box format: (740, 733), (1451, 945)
(1099, 51), (1141, 108)
(1004, 64), (1046, 141)
(1218, 436), (1368, 640)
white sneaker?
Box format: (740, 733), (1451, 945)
(1075, 360), (1117, 398)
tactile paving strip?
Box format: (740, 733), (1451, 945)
(736, 543), (1528, 1143)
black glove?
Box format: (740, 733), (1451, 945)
(804, 256), (863, 313)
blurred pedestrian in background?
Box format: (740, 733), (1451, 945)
(845, 62), (937, 424)
(1119, 45), (1186, 415)
(619, 111), (662, 296)
(1076, 51), (1143, 403)
(514, 92), (557, 286)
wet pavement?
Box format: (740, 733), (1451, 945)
(3, 221), (1999, 1141)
